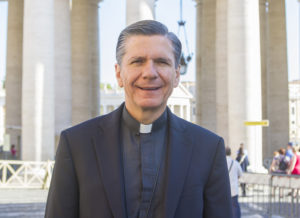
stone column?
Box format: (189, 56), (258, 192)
(227, 0), (246, 154)
(195, 0), (217, 132)
(187, 104), (191, 121)
(22, 0), (55, 160)
(71, 0), (100, 125)
(259, 0), (268, 160)
(5, 0), (23, 159)
(54, 0), (72, 149)
(264, 0), (289, 158)
(216, 0), (229, 145)
(227, 0), (263, 171)
(179, 105), (184, 118)
(103, 105), (107, 115)
(126, 0), (156, 25)
(170, 104), (174, 112)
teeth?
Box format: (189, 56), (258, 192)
(141, 87), (158, 90)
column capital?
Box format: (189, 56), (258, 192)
(193, 0), (203, 7)
(259, 0), (266, 4)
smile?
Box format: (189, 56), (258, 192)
(137, 86), (161, 90)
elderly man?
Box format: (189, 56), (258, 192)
(45, 20), (232, 218)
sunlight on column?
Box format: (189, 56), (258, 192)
(34, 62), (44, 161)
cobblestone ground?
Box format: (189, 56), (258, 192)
(0, 189), (47, 218)
(0, 189), (288, 218)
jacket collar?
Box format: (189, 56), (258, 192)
(92, 104), (194, 218)
(92, 103), (127, 218)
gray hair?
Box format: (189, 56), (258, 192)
(116, 20), (182, 67)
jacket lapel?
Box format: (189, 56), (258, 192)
(92, 104), (127, 218)
(165, 110), (195, 218)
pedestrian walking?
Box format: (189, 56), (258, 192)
(236, 144), (249, 196)
(227, 146), (243, 218)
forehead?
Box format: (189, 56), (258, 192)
(123, 35), (174, 58)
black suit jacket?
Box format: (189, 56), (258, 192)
(45, 104), (232, 218)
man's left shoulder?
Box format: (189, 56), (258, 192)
(172, 115), (223, 145)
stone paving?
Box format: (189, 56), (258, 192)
(0, 189), (287, 218)
(0, 189), (47, 218)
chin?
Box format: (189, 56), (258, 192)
(138, 101), (165, 111)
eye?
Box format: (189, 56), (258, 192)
(156, 58), (171, 66)
(130, 58), (144, 65)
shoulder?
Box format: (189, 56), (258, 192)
(169, 113), (225, 163)
(62, 107), (122, 138)
(171, 113), (222, 140)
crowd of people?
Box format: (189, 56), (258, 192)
(269, 142), (300, 175)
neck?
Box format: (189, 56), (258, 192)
(125, 104), (166, 124)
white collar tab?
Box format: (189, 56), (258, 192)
(139, 123), (152, 134)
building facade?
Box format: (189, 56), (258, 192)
(289, 80), (300, 144)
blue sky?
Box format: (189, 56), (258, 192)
(0, 0), (299, 84)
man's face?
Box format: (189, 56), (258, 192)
(115, 35), (180, 114)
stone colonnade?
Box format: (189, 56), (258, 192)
(5, 0), (289, 164)
(195, 0), (289, 169)
(5, 0), (155, 160)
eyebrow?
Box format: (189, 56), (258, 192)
(128, 56), (172, 64)
(154, 57), (172, 64)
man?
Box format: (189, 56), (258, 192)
(286, 142), (294, 160)
(226, 147), (243, 218)
(45, 20), (232, 218)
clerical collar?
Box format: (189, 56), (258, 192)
(122, 106), (167, 134)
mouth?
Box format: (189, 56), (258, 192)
(137, 86), (161, 91)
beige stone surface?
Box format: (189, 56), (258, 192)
(216, 0), (229, 145)
(5, 0), (23, 158)
(71, 0), (100, 125)
(227, 0), (263, 170)
(263, 0), (289, 158)
(195, 0), (217, 132)
(54, 0), (72, 147)
(259, 0), (268, 160)
(22, 0), (55, 161)
(227, 0), (247, 153)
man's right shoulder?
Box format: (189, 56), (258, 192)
(62, 106), (122, 137)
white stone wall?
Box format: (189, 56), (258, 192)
(289, 81), (300, 144)
(0, 87), (5, 145)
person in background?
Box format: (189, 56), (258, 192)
(287, 147), (300, 175)
(236, 145), (249, 196)
(10, 144), (16, 158)
(270, 148), (288, 174)
(227, 147), (243, 218)
(286, 142), (294, 160)
(269, 150), (280, 173)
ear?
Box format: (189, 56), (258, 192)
(115, 64), (123, 87)
(174, 66), (180, 87)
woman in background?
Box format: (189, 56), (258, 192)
(236, 146), (249, 196)
(287, 147), (300, 175)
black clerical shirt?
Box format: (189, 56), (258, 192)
(121, 107), (168, 218)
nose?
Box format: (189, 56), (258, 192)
(142, 60), (158, 79)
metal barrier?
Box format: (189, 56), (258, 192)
(239, 172), (300, 218)
(0, 160), (54, 189)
